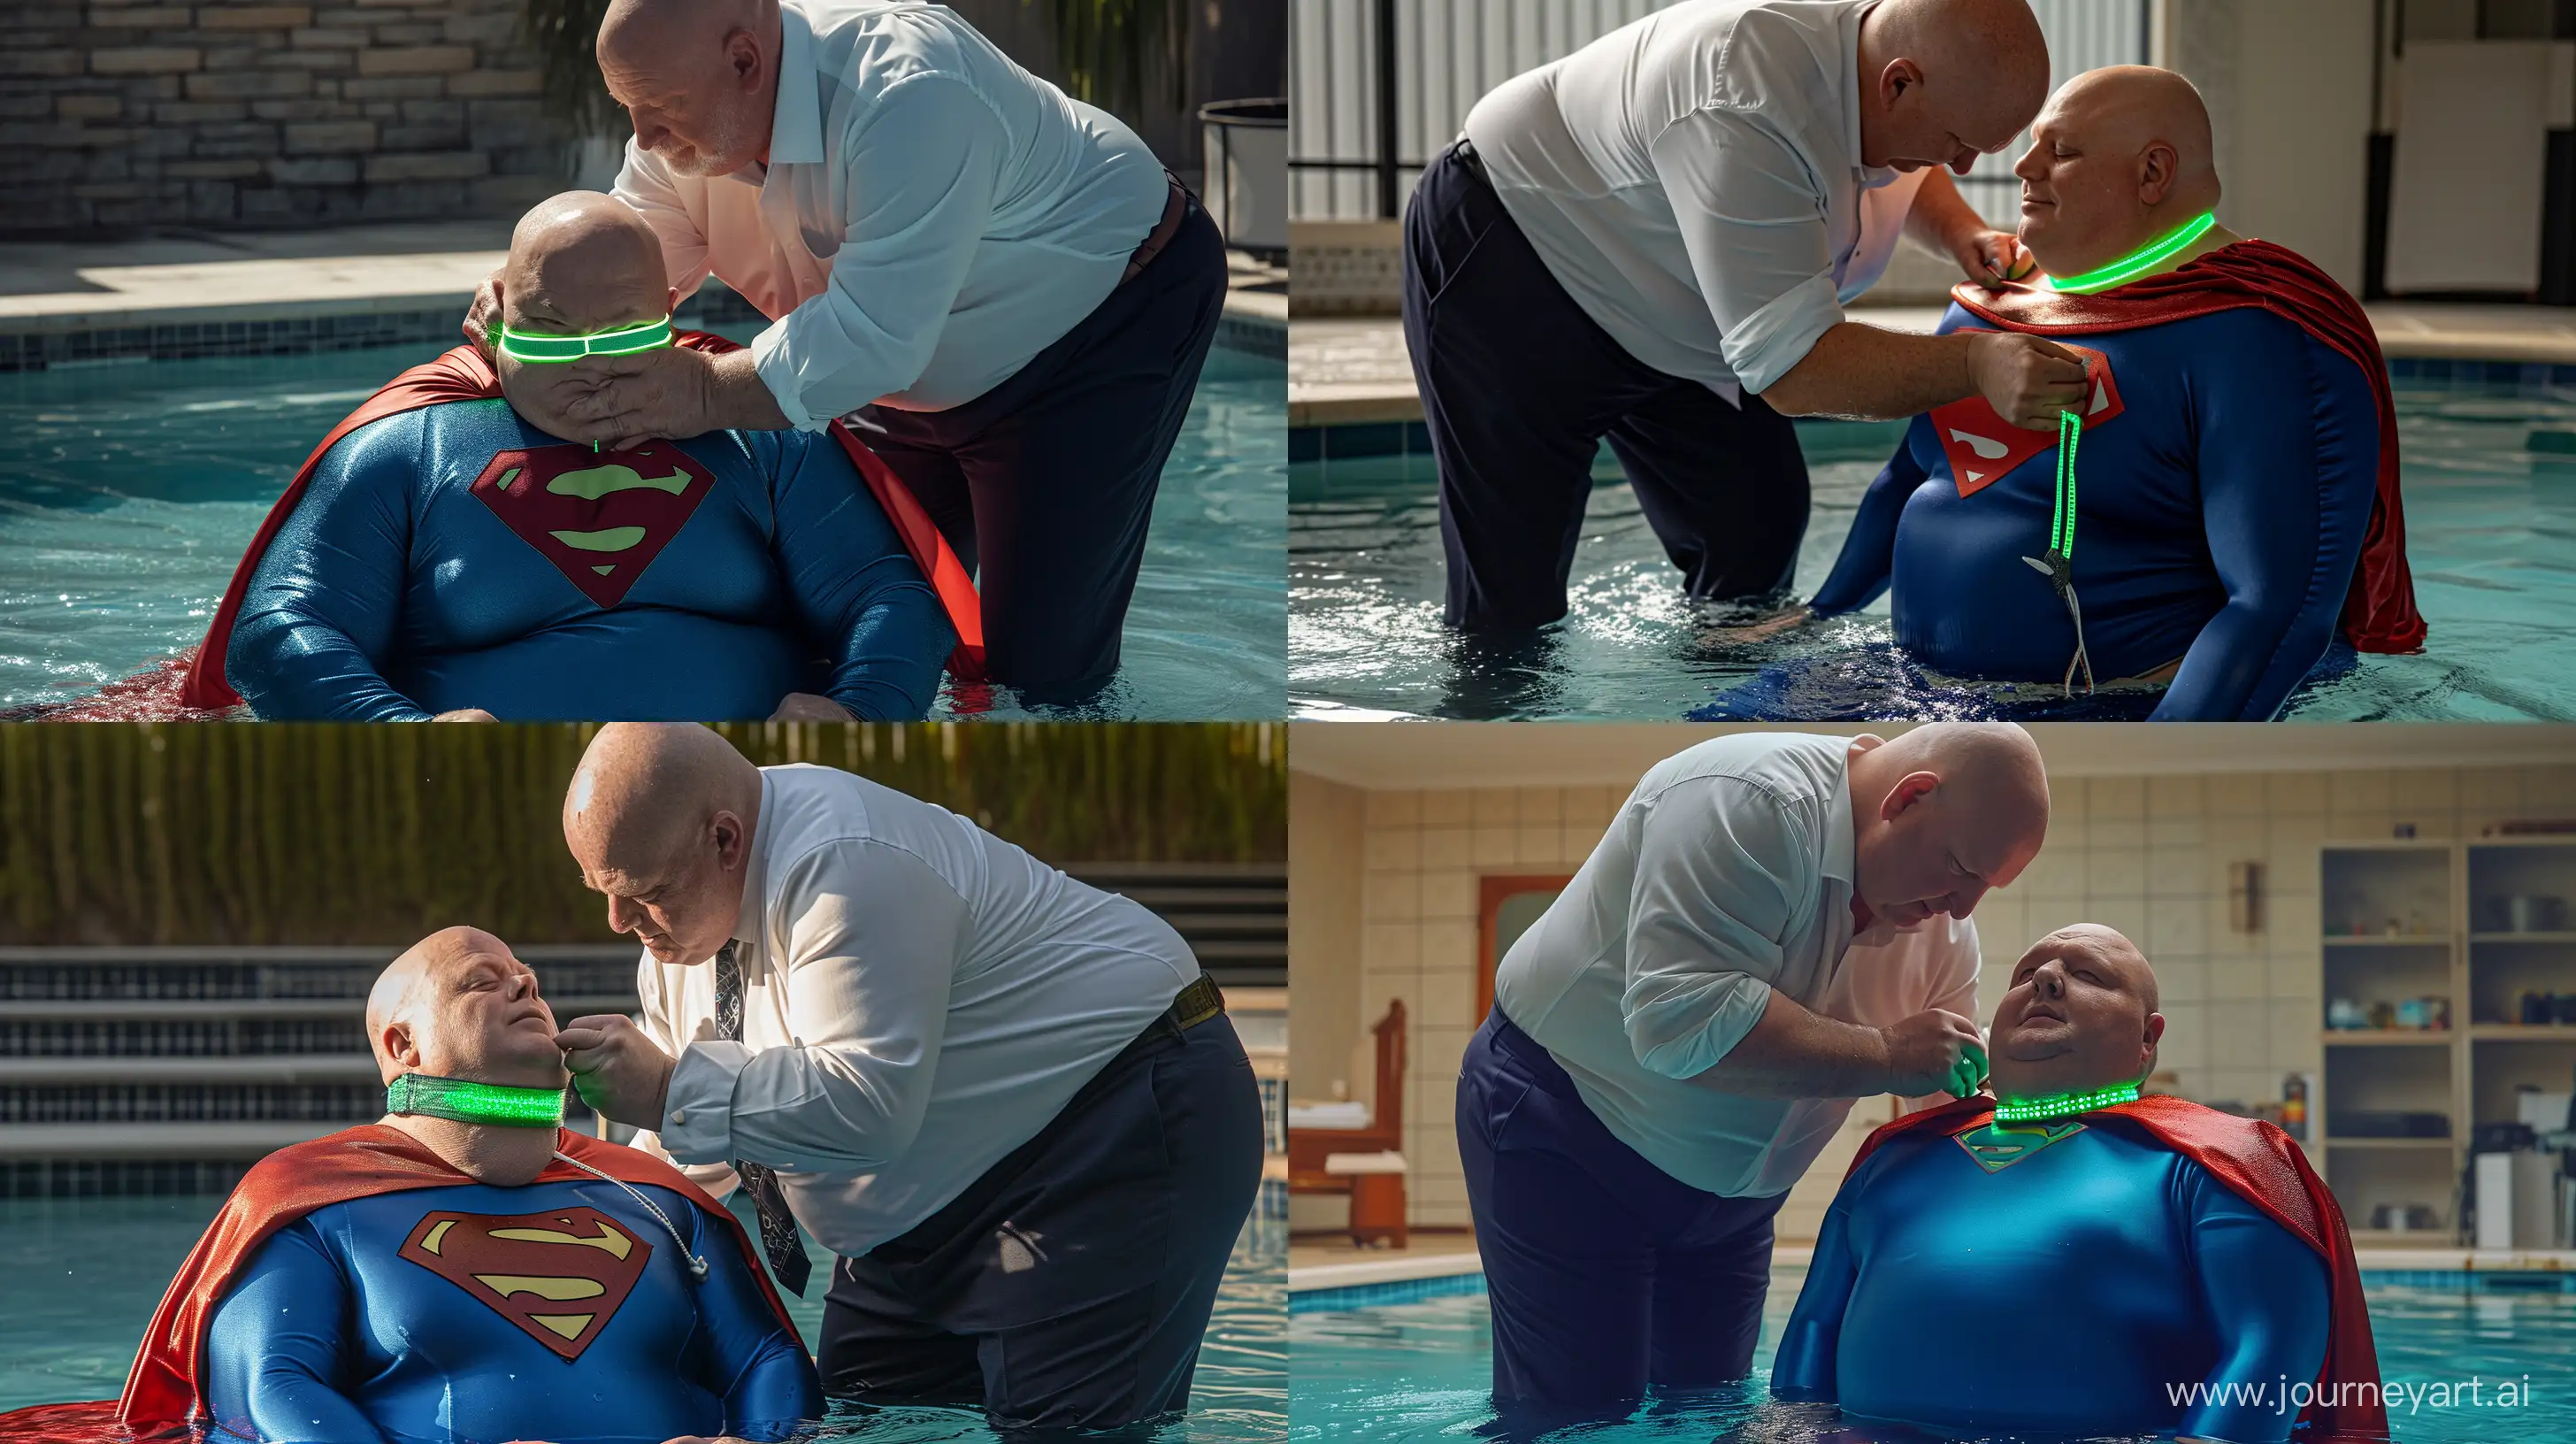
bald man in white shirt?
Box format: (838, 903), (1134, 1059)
(1457, 724), (2049, 1416)
(467, 0), (1227, 702)
(1407, 0), (2092, 633)
(551, 724), (1264, 1433)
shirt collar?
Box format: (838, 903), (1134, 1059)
(1823, 746), (1858, 890)
(725, 768), (776, 955)
(1841, 0), (1898, 188)
(764, 1), (826, 168)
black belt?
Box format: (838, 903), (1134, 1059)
(1121, 172), (1192, 286)
(1168, 972), (1224, 1032)
(1453, 137), (1491, 188)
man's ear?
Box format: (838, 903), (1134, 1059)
(2136, 140), (2180, 208)
(1880, 770), (1940, 821)
(380, 1019), (421, 1073)
(2141, 1010), (2166, 1072)
(1877, 58), (1924, 109)
(712, 809), (748, 871)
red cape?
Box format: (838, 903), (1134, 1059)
(174, 332), (985, 712)
(0, 1125), (801, 1439)
(1849, 1094), (2389, 1441)
(1949, 240), (2425, 655)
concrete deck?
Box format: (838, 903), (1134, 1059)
(1289, 303), (2576, 428)
(0, 221), (1288, 335)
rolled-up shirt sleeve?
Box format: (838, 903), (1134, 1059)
(660, 839), (966, 1171)
(1622, 775), (1818, 1078)
(1648, 106), (1842, 396)
(751, 73), (1007, 430)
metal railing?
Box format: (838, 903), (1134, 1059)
(1291, 0), (2151, 223)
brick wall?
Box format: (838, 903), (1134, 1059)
(0, 0), (577, 235)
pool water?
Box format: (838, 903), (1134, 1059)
(1290, 375), (2576, 720)
(0, 1194), (1285, 1442)
(0, 334), (1285, 721)
(1290, 1272), (2576, 1442)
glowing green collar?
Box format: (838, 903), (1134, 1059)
(2042, 211), (2218, 296)
(387, 1073), (566, 1128)
(495, 316), (674, 364)
(1990, 1080), (2142, 1123)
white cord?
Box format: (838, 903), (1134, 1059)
(553, 1149), (710, 1281)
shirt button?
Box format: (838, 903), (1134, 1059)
(669, 1110), (686, 1125)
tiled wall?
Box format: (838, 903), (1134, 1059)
(1313, 763), (2576, 1240)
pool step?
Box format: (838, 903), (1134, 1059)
(0, 865), (1284, 1194)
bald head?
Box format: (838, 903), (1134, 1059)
(565, 724), (763, 969)
(2014, 65), (2225, 280)
(1987, 923), (2165, 1100)
(1856, 0), (2050, 173)
(1847, 724), (2050, 930)
(368, 926), (565, 1091)
(597, 0), (780, 179)
(501, 191), (668, 340)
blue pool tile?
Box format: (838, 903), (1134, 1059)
(1291, 1271), (1489, 1314)
(1289, 427), (1322, 464)
(1322, 421), (1407, 459)
(1405, 419), (1433, 455)
(2556, 363), (2576, 388)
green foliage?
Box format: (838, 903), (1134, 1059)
(0, 724), (1284, 947)
(519, 0), (626, 139)
(1027, 0), (1189, 116)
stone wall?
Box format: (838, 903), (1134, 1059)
(0, 0), (575, 236)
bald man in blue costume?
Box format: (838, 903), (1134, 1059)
(221, 192), (952, 723)
(76, 927), (824, 1444)
(1772, 924), (2388, 1444)
(1702, 67), (2421, 723)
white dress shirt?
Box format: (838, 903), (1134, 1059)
(1460, 0), (1930, 400)
(616, 0), (1172, 429)
(640, 764), (1201, 1255)
(1493, 733), (1979, 1196)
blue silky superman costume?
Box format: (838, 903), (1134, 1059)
(0, 1125), (820, 1444)
(1705, 241), (2423, 723)
(173, 332), (985, 722)
(1773, 1093), (2389, 1443)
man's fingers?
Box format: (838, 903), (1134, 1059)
(559, 1013), (632, 1034)
(553, 1027), (608, 1053)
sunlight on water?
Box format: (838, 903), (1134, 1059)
(1291, 380), (2576, 720)
(0, 339), (1284, 721)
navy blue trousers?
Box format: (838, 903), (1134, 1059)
(1458, 1011), (1787, 1413)
(849, 194), (1228, 703)
(1402, 142), (1811, 632)
(818, 1012), (1263, 1437)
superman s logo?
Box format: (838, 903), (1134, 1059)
(470, 442), (716, 607)
(399, 1205), (652, 1360)
(1928, 342), (2124, 497)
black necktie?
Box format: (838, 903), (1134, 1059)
(713, 940), (814, 1295)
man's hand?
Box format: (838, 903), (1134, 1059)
(1953, 227), (2036, 288)
(770, 692), (856, 722)
(1965, 330), (2090, 431)
(433, 708), (497, 722)
(1879, 1008), (1988, 1098)
(556, 1013), (678, 1129)
(464, 269), (503, 358)
(550, 345), (720, 451)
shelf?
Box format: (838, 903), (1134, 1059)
(2325, 1136), (2457, 1149)
(2322, 935), (2451, 947)
(2468, 1025), (2576, 1041)
(2322, 1030), (2454, 1046)
(2470, 933), (2576, 943)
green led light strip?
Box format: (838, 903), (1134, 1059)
(496, 316), (674, 363)
(1991, 1080), (2143, 1123)
(387, 1072), (567, 1127)
(2051, 408), (2080, 559)
(2043, 211), (2217, 296)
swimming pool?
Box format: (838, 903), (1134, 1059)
(1290, 1269), (2576, 1442)
(0, 1193), (1285, 1442)
(0, 332), (1285, 722)
(1289, 363), (2576, 720)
